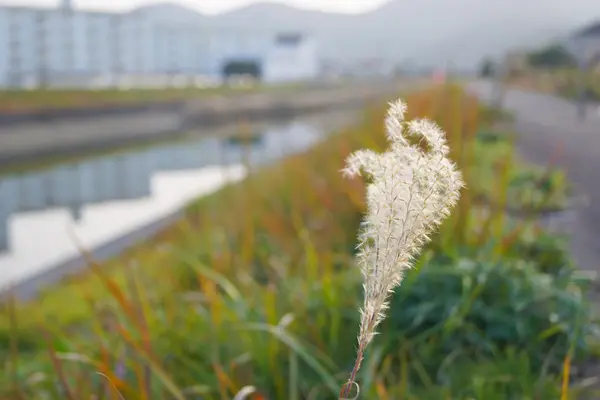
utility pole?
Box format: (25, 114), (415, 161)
(575, 57), (588, 120)
(564, 32), (600, 121)
(491, 58), (507, 110)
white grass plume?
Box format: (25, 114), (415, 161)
(339, 98), (463, 399)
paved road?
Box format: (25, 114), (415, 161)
(467, 80), (600, 281)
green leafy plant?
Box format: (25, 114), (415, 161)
(1, 85), (598, 399)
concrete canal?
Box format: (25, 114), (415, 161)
(0, 107), (360, 299)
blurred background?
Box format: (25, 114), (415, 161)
(0, 0), (600, 399)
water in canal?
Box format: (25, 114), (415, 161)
(0, 110), (356, 295)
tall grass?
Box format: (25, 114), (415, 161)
(0, 84), (598, 399)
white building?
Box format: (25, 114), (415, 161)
(0, 1), (319, 89)
(262, 33), (319, 83)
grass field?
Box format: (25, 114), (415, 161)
(0, 84), (598, 399)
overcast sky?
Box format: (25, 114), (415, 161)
(0, 0), (390, 14)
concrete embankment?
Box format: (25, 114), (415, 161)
(0, 80), (410, 166)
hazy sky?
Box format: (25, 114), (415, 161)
(0, 0), (390, 14)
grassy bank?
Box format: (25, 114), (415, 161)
(508, 69), (600, 101)
(0, 83), (297, 114)
(1, 84), (598, 399)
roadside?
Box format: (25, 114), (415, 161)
(468, 79), (600, 387)
(468, 80), (600, 277)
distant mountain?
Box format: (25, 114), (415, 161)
(130, 2), (206, 24)
(133, 0), (600, 69)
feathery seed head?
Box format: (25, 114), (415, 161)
(344, 97), (463, 347)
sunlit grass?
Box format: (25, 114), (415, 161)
(1, 84), (598, 399)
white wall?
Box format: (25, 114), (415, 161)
(46, 10), (70, 78)
(263, 34), (318, 83)
(1, 7), (40, 87)
(73, 12), (91, 73)
(87, 13), (114, 75)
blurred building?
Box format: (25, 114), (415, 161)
(339, 58), (395, 79)
(262, 33), (319, 83)
(0, 0), (319, 89)
(566, 22), (600, 70)
(503, 50), (530, 76)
